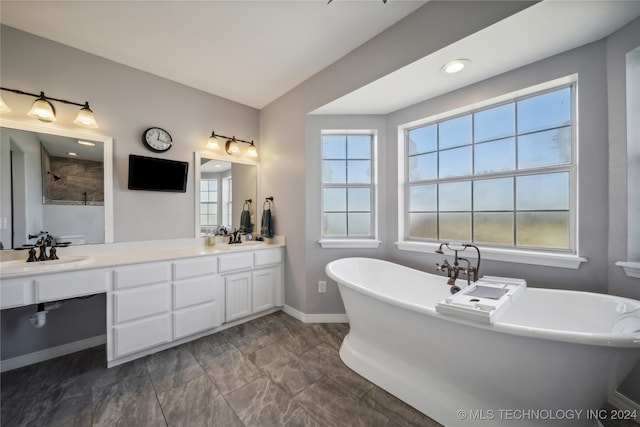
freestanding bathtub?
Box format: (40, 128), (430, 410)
(326, 257), (640, 427)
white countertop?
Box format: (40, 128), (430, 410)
(0, 236), (285, 279)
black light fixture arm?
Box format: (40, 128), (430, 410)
(209, 131), (254, 146)
(1, 87), (88, 108)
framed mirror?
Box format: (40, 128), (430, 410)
(0, 119), (113, 249)
(194, 152), (258, 238)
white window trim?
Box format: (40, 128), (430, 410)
(396, 75), (587, 269)
(319, 239), (381, 249)
(319, 129), (379, 249)
(618, 47), (640, 278)
(396, 241), (586, 269)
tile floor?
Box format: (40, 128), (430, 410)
(0, 311), (440, 427)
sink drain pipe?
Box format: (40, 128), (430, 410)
(29, 294), (97, 328)
(29, 301), (66, 328)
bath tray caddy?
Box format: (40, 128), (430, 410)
(436, 276), (526, 323)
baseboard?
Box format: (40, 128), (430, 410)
(283, 305), (349, 323)
(608, 390), (640, 413)
(0, 334), (107, 373)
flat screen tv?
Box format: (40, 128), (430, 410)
(128, 155), (188, 193)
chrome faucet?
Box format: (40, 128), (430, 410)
(435, 242), (481, 294)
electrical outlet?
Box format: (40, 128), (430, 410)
(318, 280), (327, 293)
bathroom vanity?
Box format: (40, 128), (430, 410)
(0, 238), (284, 367)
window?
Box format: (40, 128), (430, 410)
(222, 176), (232, 227)
(404, 84), (575, 253)
(200, 179), (218, 226)
(321, 132), (376, 242)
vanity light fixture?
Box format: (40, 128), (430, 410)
(207, 131), (221, 150)
(28, 93), (56, 122)
(207, 131), (258, 157)
(247, 141), (258, 158)
(77, 140), (96, 147)
(0, 87), (99, 129)
(225, 137), (240, 154)
(0, 95), (12, 113)
(441, 59), (471, 74)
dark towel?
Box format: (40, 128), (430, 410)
(239, 210), (251, 233)
(261, 209), (273, 238)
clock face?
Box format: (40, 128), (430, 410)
(142, 127), (172, 152)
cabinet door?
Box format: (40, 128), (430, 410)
(252, 268), (275, 313)
(225, 272), (251, 322)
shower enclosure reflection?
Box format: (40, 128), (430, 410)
(0, 120), (113, 249)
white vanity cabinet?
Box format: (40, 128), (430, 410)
(172, 256), (224, 339)
(0, 268), (110, 309)
(109, 262), (172, 360)
(222, 248), (283, 322)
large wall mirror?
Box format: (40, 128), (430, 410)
(0, 119), (113, 249)
(194, 152), (258, 237)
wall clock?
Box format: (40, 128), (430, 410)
(142, 127), (173, 152)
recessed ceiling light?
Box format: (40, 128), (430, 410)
(68, 152), (78, 156)
(77, 140), (96, 147)
(442, 59), (471, 74)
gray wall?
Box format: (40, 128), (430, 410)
(605, 17), (640, 403)
(260, 1), (534, 314)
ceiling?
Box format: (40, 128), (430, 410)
(1, 1), (639, 115)
(0, 0), (426, 110)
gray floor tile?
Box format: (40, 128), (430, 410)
(91, 357), (148, 393)
(204, 344), (264, 395)
(226, 376), (321, 427)
(146, 346), (206, 392)
(250, 344), (324, 396)
(223, 323), (277, 355)
(92, 374), (165, 427)
(157, 374), (242, 427)
(300, 342), (374, 398)
(363, 385), (441, 427)
(294, 376), (397, 427)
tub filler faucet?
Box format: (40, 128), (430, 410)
(435, 242), (481, 294)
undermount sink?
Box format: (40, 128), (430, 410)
(0, 256), (96, 276)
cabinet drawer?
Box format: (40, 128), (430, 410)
(218, 252), (253, 273)
(114, 262), (170, 290)
(174, 276), (218, 310)
(36, 270), (108, 302)
(1, 279), (29, 308)
(114, 314), (171, 357)
(254, 248), (282, 267)
(173, 257), (217, 280)
(174, 301), (221, 339)
(114, 284), (170, 324)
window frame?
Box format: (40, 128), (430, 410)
(319, 130), (380, 249)
(200, 178), (218, 226)
(397, 76), (586, 268)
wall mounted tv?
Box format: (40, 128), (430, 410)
(128, 155), (189, 193)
